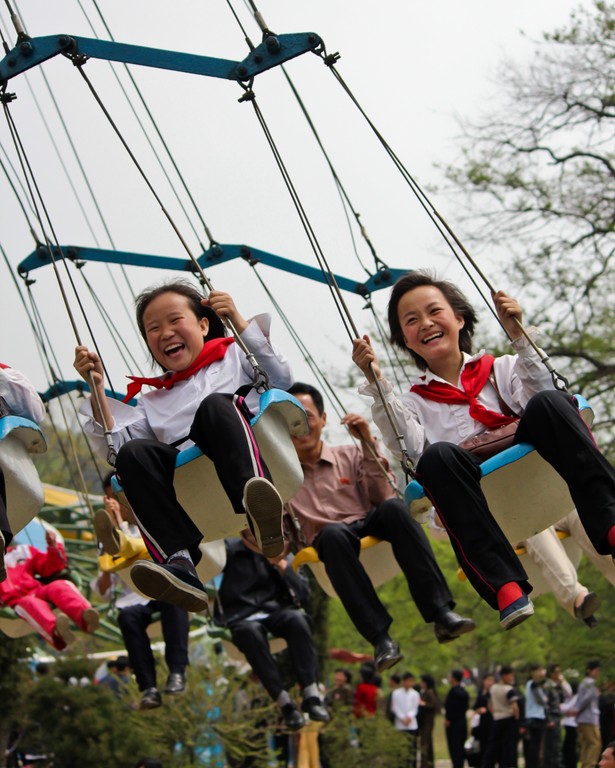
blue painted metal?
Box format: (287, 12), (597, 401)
(40, 379), (137, 407)
(19, 243), (405, 296)
(0, 32), (322, 85)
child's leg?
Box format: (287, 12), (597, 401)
(115, 438), (203, 562)
(0, 468), (11, 581)
(516, 390), (615, 556)
(12, 593), (59, 646)
(188, 392), (272, 512)
(189, 392), (285, 557)
(38, 580), (98, 633)
(416, 442), (530, 610)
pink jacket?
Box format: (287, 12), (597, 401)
(0, 542), (68, 606)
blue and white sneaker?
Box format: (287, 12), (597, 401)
(131, 560), (209, 613)
(499, 594), (534, 630)
(243, 477), (285, 559)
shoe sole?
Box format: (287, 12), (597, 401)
(575, 592), (600, 621)
(131, 561), (209, 613)
(500, 601), (534, 631)
(82, 607), (100, 634)
(243, 478), (284, 559)
(435, 619), (477, 644)
(375, 652), (404, 673)
(55, 613), (76, 646)
(139, 699), (163, 710)
(94, 510), (121, 555)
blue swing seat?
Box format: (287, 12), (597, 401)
(405, 395), (593, 543)
(113, 389), (308, 544)
(0, 416), (47, 535)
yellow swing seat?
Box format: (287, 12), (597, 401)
(113, 389), (307, 543)
(0, 416), (46, 535)
(405, 395), (594, 544)
(292, 535), (401, 598)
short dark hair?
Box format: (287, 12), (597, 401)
(135, 279), (227, 369)
(500, 665), (514, 676)
(390, 673), (402, 684)
(387, 271), (478, 371)
(334, 668), (352, 684)
(420, 673), (435, 689)
(288, 382), (325, 415)
(402, 672), (415, 681)
(587, 660), (600, 671)
(451, 669), (464, 683)
(547, 664), (561, 676)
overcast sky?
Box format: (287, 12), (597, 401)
(0, 0), (593, 425)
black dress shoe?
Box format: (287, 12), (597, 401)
(301, 697), (330, 723)
(434, 610), (476, 644)
(164, 672), (187, 695)
(574, 592), (600, 621)
(281, 703), (305, 731)
(139, 687), (162, 710)
(373, 636), (403, 672)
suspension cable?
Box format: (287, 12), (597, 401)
(321, 52), (569, 392)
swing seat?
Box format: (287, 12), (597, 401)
(0, 605), (40, 638)
(0, 416), (47, 535)
(291, 535), (401, 598)
(113, 389), (307, 543)
(405, 395), (594, 543)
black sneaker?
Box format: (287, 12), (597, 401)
(243, 477), (285, 558)
(139, 687), (162, 710)
(301, 696), (330, 723)
(281, 703), (305, 731)
(130, 560), (209, 613)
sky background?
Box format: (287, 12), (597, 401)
(0, 0), (594, 432)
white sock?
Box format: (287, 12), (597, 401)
(277, 690), (292, 708)
(302, 683), (319, 700)
(168, 549), (194, 565)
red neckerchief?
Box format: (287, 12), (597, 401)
(123, 336), (234, 402)
(0, 364), (9, 369)
(410, 354), (516, 429)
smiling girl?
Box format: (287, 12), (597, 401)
(353, 271), (615, 630)
(74, 279), (293, 611)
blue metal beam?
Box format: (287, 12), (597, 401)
(0, 32), (321, 85)
(18, 243), (407, 296)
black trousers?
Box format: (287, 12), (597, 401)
(230, 608), (319, 701)
(416, 390), (615, 609)
(525, 719), (546, 768)
(115, 393), (272, 562)
(117, 600), (189, 692)
(447, 721), (467, 768)
(482, 717), (519, 768)
(313, 498), (454, 644)
(562, 725), (577, 768)
(0, 467), (12, 544)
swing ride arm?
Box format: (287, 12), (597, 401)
(18, 244), (407, 297)
(0, 32), (322, 86)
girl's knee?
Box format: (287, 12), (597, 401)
(418, 442), (463, 475)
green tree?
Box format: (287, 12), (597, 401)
(444, 0), (615, 448)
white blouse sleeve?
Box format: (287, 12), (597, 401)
(359, 377), (426, 464)
(79, 396), (156, 456)
(0, 367), (46, 423)
(238, 314), (293, 390)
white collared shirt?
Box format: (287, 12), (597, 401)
(359, 329), (554, 463)
(80, 314), (292, 455)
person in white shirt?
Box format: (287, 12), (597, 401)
(391, 671), (421, 767)
(74, 280), (293, 612)
(353, 270), (615, 631)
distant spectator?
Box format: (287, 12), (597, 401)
(445, 669), (469, 768)
(577, 661), (602, 768)
(390, 672), (420, 767)
(354, 661), (381, 717)
(325, 668), (354, 710)
(99, 655), (130, 697)
(418, 673), (439, 768)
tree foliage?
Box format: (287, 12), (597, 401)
(445, 0), (615, 448)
